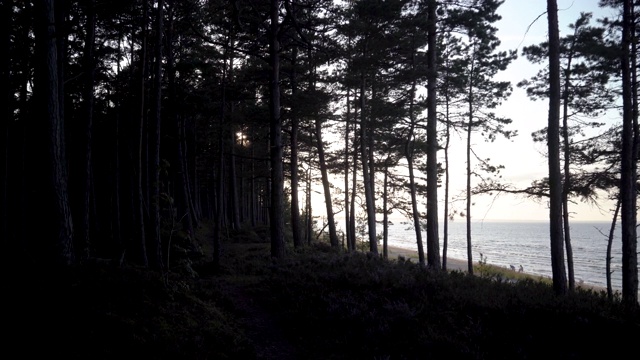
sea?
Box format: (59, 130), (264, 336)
(356, 220), (635, 294)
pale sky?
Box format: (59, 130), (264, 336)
(461, 0), (620, 222)
(309, 0), (622, 224)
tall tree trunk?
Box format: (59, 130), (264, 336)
(1, 0), (11, 247)
(269, 0), (285, 258)
(350, 128), (358, 251)
(359, 75), (378, 255)
(148, 0), (164, 270)
(619, 0), (638, 306)
(406, 77), (425, 266)
(368, 84), (376, 206)
(546, 0), (568, 296)
(17, 2), (31, 256)
(250, 127), (257, 227)
(561, 44), (576, 291)
(113, 32), (123, 264)
(466, 52), (475, 275)
(305, 164), (313, 245)
(315, 116), (339, 248)
(136, 0), (149, 267)
(425, 0), (440, 270)
(36, 0), (74, 266)
(228, 127), (241, 230)
(212, 70), (226, 272)
(344, 87), (352, 251)
(78, 0), (96, 262)
(212, 138), (224, 272)
(382, 164), (389, 260)
(442, 58), (452, 271)
(606, 198), (621, 300)
(289, 47), (303, 248)
(166, 1), (194, 239)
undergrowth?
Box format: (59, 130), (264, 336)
(7, 226), (639, 359)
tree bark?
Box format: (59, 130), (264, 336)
(315, 116), (339, 248)
(1, 0), (11, 246)
(360, 75), (378, 255)
(289, 47), (303, 249)
(619, 0), (638, 306)
(344, 88), (352, 251)
(166, 0), (194, 239)
(78, 0), (96, 262)
(442, 57), (452, 271)
(136, 0), (149, 267)
(36, 0), (75, 266)
(350, 126), (358, 251)
(561, 39), (576, 291)
(606, 199), (621, 301)
(466, 50), (475, 275)
(269, 0), (285, 258)
(382, 165), (389, 260)
(425, 0), (441, 270)
(406, 77), (425, 266)
(546, 0), (568, 296)
(148, 0), (164, 270)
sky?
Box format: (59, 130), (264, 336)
(310, 0), (623, 224)
(459, 0), (620, 222)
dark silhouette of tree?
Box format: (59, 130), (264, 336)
(519, 12), (617, 291)
(34, 0), (75, 266)
(617, 0), (638, 306)
(269, 0), (286, 258)
(426, 0), (441, 270)
(547, 0), (568, 296)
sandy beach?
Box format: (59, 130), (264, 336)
(382, 245), (607, 292)
(384, 245), (468, 271)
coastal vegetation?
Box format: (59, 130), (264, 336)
(8, 224), (639, 359)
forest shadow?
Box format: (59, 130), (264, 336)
(6, 222), (639, 359)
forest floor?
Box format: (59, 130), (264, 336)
(7, 222), (639, 359)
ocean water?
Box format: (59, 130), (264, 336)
(366, 220), (631, 293)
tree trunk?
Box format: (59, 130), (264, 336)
(136, 0), (149, 267)
(466, 53), (475, 275)
(606, 199), (621, 300)
(344, 86), (352, 251)
(315, 116), (339, 248)
(113, 32), (123, 264)
(442, 59), (452, 271)
(250, 127), (257, 227)
(359, 75), (378, 255)
(166, 1), (194, 239)
(546, 0), (568, 296)
(382, 165), (389, 260)
(406, 78), (425, 266)
(212, 73), (226, 272)
(305, 164), (313, 245)
(269, 0), (285, 258)
(350, 127), (358, 251)
(148, 0), (164, 270)
(1, 0), (11, 246)
(229, 124), (241, 230)
(425, 0), (441, 270)
(36, 0), (75, 266)
(619, 0), (638, 306)
(289, 47), (303, 248)
(561, 46), (576, 291)
(78, 0), (96, 262)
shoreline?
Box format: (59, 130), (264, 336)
(382, 245), (607, 293)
